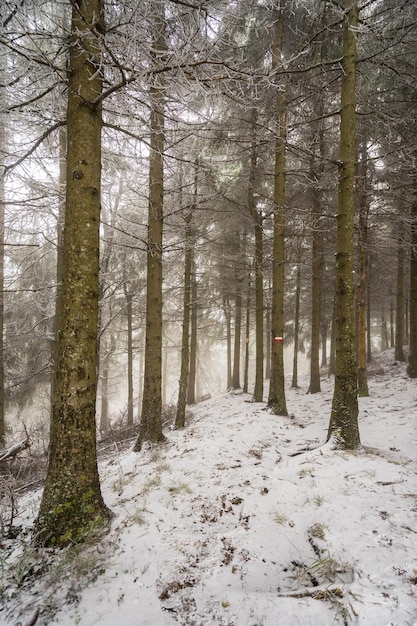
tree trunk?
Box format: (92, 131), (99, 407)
(243, 259), (251, 394)
(356, 141), (369, 396)
(265, 292), (271, 381)
(366, 266), (372, 363)
(327, 0), (360, 449)
(232, 278), (242, 389)
(134, 6), (166, 451)
(320, 321), (328, 368)
(407, 196), (417, 376)
(175, 210), (192, 428)
(187, 260), (197, 404)
(381, 311), (389, 351)
(308, 172), (322, 394)
(395, 219), (405, 361)
(291, 263), (301, 388)
(248, 110), (264, 402)
(268, 0), (287, 416)
(35, 0), (110, 546)
(224, 298), (232, 389)
(100, 331), (116, 433)
(124, 289), (134, 426)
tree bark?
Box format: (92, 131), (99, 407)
(268, 0), (287, 415)
(248, 110), (264, 402)
(224, 298), (232, 389)
(175, 209), (192, 428)
(231, 268), (242, 390)
(356, 140), (369, 396)
(134, 5), (166, 450)
(243, 252), (251, 394)
(407, 196), (417, 376)
(124, 289), (134, 426)
(327, 0), (360, 449)
(291, 262), (301, 389)
(35, 0), (110, 546)
(187, 260), (197, 404)
(395, 220), (405, 362)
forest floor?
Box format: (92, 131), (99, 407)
(0, 349), (416, 626)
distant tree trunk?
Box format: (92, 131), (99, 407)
(35, 0), (110, 546)
(308, 95), (324, 394)
(328, 294), (336, 376)
(405, 295), (409, 345)
(175, 209), (192, 429)
(395, 219), (405, 361)
(124, 288), (134, 426)
(248, 110), (264, 402)
(407, 196), (417, 377)
(134, 6), (166, 451)
(381, 311), (389, 351)
(291, 263), (301, 389)
(327, 0), (360, 449)
(356, 141), (369, 396)
(243, 261), (251, 394)
(265, 291), (271, 380)
(224, 298), (232, 389)
(308, 175), (322, 394)
(390, 296), (395, 348)
(268, 0), (287, 415)
(367, 267), (372, 362)
(187, 261), (197, 404)
(232, 276), (242, 389)
(100, 331), (115, 433)
(320, 321), (328, 368)
(137, 330), (144, 419)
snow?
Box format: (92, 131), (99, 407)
(1, 350), (416, 626)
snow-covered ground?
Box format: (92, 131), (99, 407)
(1, 350), (416, 625)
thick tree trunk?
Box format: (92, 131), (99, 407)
(268, 0), (287, 415)
(35, 0), (110, 546)
(134, 6), (166, 450)
(327, 0), (360, 449)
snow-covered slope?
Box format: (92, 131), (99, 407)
(1, 353), (416, 625)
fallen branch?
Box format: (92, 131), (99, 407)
(0, 439), (30, 463)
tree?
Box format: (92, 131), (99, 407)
(268, 0), (288, 416)
(35, 0), (111, 545)
(134, 3), (167, 451)
(327, 0), (360, 449)
(175, 162), (196, 429)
